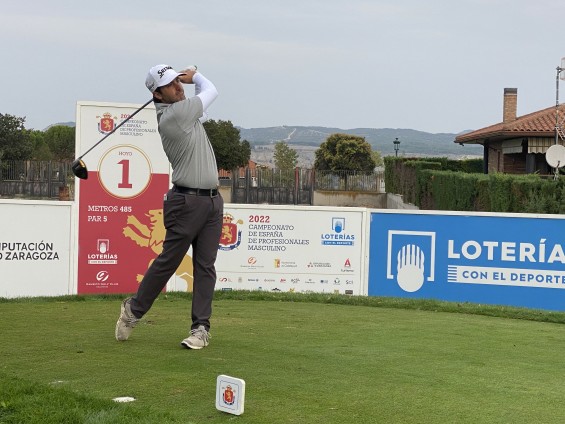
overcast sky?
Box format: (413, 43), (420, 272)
(1, 0), (564, 134)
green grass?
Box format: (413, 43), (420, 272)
(1, 291), (565, 423)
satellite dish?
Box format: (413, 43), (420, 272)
(545, 144), (565, 168)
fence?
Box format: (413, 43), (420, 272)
(0, 161), (384, 204)
(0, 160), (74, 200)
(230, 168), (384, 205)
(314, 169), (385, 192)
(230, 167), (315, 205)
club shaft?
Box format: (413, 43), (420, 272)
(78, 98), (153, 159)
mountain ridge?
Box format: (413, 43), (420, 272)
(238, 125), (481, 158)
(50, 121), (482, 158)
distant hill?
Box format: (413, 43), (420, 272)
(238, 126), (482, 158)
(50, 121), (482, 158)
(44, 122), (75, 131)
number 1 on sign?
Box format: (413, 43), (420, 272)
(118, 159), (133, 189)
(98, 145), (151, 199)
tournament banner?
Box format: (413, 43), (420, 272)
(213, 204), (367, 295)
(75, 101), (171, 294)
(368, 210), (565, 311)
(0, 200), (73, 298)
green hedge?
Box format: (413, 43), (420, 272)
(384, 157), (565, 214)
(417, 170), (488, 211)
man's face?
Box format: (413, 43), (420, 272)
(155, 77), (185, 103)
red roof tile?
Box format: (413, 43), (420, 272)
(456, 104), (565, 144)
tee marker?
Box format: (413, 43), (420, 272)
(216, 375), (245, 415)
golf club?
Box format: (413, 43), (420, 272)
(71, 98), (153, 179)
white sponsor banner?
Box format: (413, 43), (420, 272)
(75, 101), (169, 177)
(213, 204), (367, 295)
(0, 200), (73, 298)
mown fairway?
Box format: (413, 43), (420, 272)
(1, 292), (565, 423)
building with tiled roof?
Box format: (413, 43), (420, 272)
(455, 88), (564, 174)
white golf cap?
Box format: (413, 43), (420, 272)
(145, 64), (185, 92)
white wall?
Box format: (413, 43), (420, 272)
(0, 199), (75, 298)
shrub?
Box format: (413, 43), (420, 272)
(385, 157), (565, 214)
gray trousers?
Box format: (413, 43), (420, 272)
(130, 189), (223, 331)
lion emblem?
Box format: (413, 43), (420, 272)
(122, 208), (194, 292)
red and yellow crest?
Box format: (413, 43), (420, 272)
(219, 214), (243, 251)
(223, 385), (235, 405)
(97, 112), (117, 134)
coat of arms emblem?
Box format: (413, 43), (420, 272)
(219, 214), (243, 250)
(97, 112), (117, 134)
(223, 385), (235, 405)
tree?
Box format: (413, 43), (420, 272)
(372, 149), (384, 168)
(29, 130), (53, 160)
(0, 114), (33, 160)
(43, 125), (75, 160)
(314, 133), (376, 172)
(203, 119), (251, 170)
(273, 140), (299, 170)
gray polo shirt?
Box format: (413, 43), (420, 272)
(155, 97), (219, 189)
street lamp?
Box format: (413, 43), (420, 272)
(393, 137), (400, 157)
(554, 57), (565, 146)
(547, 58), (565, 181)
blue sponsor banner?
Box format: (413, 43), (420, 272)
(368, 211), (565, 311)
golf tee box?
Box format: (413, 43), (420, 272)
(216, 375), (245, 415)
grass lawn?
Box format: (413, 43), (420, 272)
(1, 292), (565, 423)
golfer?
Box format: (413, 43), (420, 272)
(115, 64), (223, 349)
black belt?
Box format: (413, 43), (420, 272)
(173, 185), (218, 197)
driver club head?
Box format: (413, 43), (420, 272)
(72, 158), (88, 180)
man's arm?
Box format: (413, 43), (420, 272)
(193, 73), (218, 112)
(178, 67), (218, 122)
